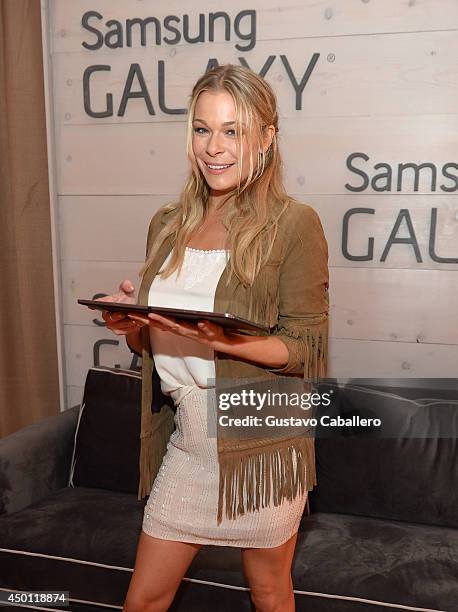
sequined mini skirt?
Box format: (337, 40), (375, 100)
(142, 385), (308, 548)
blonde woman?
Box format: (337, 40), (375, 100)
(100, 64), (329, 612)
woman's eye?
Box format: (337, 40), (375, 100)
(193, 127), (237, 136)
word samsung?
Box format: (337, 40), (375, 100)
(81, 10), (319, 117)
(341, 153), (458, 264)
(82, 10), (256, 52)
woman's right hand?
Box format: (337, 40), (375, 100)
(95, 280), (145, 336)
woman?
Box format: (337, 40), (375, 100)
(100, 64), (329, 612)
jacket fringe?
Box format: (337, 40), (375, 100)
(216, 319), (327, 524)
(217, 435), (317, 525)
(281, 317), (328, 381)
(138, 406), (175, 499)
(247, 263), (280, 328)
(137, 339), (176, 500)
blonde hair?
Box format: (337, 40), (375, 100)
(139, 64), (292, 287)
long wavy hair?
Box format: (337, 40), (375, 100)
(139, 64), (292, 287)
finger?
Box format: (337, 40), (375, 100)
(107, 319), (140, 334)
(148, 313), (177, 326)
(120, 279), (135, 295)
(165, 319), (208, 337)
(110, 312), (127, 322)
(128, 314), (150, 326)
(114, 317), (139, 327)
(197, 320), (217, 334)
(103, 311), (126, 324)
(148, 312), (180, 330)
(112, 312), (127, 320)
(95, 294), (122, 305)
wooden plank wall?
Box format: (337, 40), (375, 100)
(42, 1), (458, 408)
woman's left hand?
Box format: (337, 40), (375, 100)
(127, 312), (231, 351)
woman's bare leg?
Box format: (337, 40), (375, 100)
(123, 531), (203, 612)
(241, 532), (298, 612)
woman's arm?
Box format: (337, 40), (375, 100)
(213, 333), (290, 369)
(130, 205), (329, 377)
(125, 328), (143, 357)
(199, 205), (329, 377)
(265, 205), (329, 378)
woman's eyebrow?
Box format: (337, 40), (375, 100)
(193, 119), (244, 127)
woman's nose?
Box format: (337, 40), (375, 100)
(206, 132), (224, 156)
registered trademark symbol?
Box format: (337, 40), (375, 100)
(327, 53), (335, 62)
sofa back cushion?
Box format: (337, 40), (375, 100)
(69, 367), (142, 494)
(309, 380), (458, 528)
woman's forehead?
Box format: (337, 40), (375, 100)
(193, 90), (251, 125)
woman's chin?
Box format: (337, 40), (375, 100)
(208, 184), (238, 197)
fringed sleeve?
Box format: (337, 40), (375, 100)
(216, 205), (329, 524)
(267, 205), (330, 382)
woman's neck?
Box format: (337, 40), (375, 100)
(208, 191), (235, 214)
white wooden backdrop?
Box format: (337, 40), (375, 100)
(40, 0), (458, 410)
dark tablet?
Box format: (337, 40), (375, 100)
(78, 299), (270, 334)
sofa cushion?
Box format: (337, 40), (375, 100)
(180, 513), (458, 612)
(186, 513), (458, 612)
(0, 487), (144, 610)
(69, 367), (142, 494)
(310, 380), (458, 528)
(0, 488), (455, 612)
(292, 512), (458, 611)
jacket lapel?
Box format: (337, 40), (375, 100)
(137, 233), (175, 306)
(213, 254), (240, 314)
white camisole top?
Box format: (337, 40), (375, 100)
(148, 247), (230, 405)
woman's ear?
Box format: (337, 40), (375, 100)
(262, 124), (276, 153)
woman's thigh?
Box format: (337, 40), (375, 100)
(240, 532), (298, 601)
(124, 531), (203, 611)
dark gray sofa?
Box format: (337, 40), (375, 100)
(0, 367), (457, 612)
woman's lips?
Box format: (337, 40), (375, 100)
(204, 162), (235, 175)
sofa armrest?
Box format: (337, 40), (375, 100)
(0, 405), (80, 515)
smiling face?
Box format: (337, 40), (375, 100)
(191, 89), (260, 203)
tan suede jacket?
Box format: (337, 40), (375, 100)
(135, 199), (329, 523)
